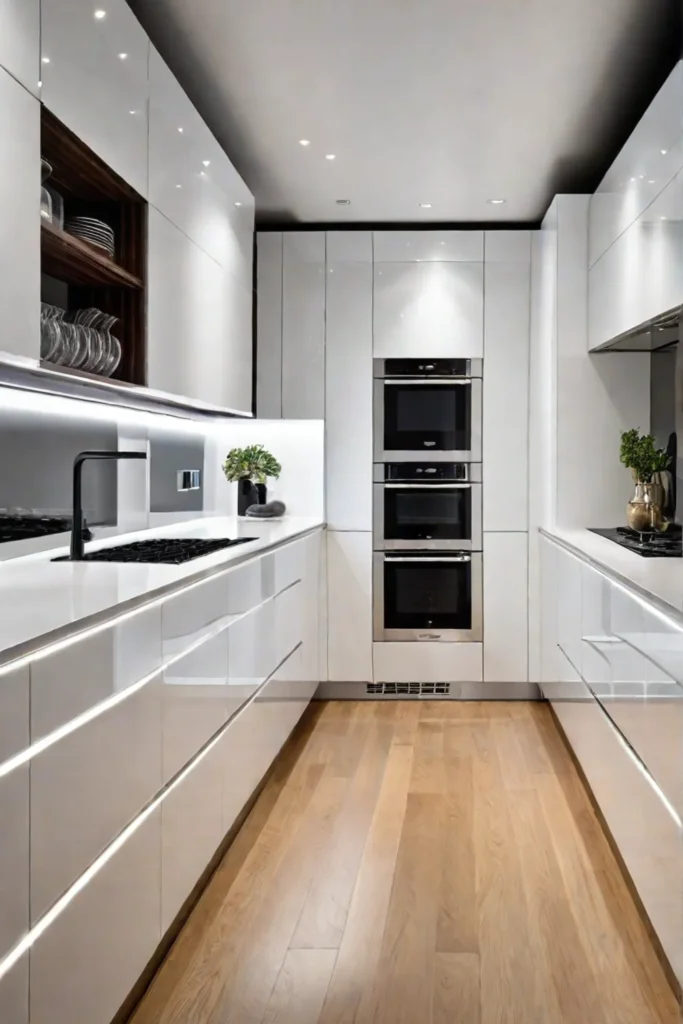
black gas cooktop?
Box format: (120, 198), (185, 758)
(589, 525), (682, 558)
(53, 537), (256, 565)
(0, 513), (91, 544)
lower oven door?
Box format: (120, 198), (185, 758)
(374, 482), (482, 551)
(374, 552), (483, 642)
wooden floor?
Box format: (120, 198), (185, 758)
(129, 701), (680, 1024)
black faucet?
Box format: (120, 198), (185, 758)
(71, 450), (148, 561)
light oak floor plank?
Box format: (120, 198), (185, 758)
(129, 701), (679, 1024)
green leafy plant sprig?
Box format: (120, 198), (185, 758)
(222, 444), (282, 485)
(620, 429), (670, 483)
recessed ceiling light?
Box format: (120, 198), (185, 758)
(661, 215), (667, 220)
(336, 199), (351, 205)
(177, 127), (184, 133)
(648, 179), (656, 184)
(630, 177), (636, 182)
(94, 9), (106, 18)
(175, 184), (182, 189)
(299, 139), (311, 147)
(639, 175), (645, 179)
(41, 56), (50, 64)
(129, 109), (137, 115)
(419, 203), (433, 208)
(488, 198), (506, 205)
(661, 149), (668, 155)
(118, 53), (128, 60)
(234, 201), (242, 207)
(202, 160), (210, 167)
(325, 154), (336, 161)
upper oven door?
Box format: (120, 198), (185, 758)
(374, 378), (482, 462)
(374, 482), (482, 550)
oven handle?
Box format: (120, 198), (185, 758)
(382, 483), (471, 489)
(383, 379), (472, 385)
(384, 555), (472, 563)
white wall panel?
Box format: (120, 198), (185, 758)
(373, 642), (483, 683)
(0, 0), (39, 95)
(373, 230), (483, 262)
(282, 232), (325, 418)
(483, 532), (528, 683)
(327, 531), (372, 682)
(30, 808), (161, 1024)
(373, 261), (484, 358)
(0, 953), (28, 1024)
(256, 232), (283, 418)
(483, 232), (530, 531)
(325, 231), (373, 531)
(0, 69), (39, 362)
(41, 0), (149, 197)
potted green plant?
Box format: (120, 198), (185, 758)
(222, 444), (282, 515)
(619, 429), (671, 532)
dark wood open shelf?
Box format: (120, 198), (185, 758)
(41, 221), (143, 289)
(40, 107), (147, 386)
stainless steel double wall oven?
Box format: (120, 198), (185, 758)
(373, 358), (483, 642)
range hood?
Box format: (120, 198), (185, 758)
(595, 305), (680, 352)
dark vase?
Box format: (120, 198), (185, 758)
(255, 483), (267, 505)
(237, 478), (258, 516)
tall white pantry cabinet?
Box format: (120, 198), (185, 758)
(256, 230), (531, 687)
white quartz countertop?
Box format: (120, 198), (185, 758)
(541, 526), (683, 626)
(0, 516), (324, 666)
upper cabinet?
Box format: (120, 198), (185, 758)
(0, 67), (40, 362)
(589, 167), (683, 350)
(148, 47), (254, 284)
(589, 62), (683, 269)
(373, 230), (484, 358)
(282, 232), (325, 419)
(40, 0), (150, 197)
(0, 0), (39, 96)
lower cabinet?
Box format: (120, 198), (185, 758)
(327, 531), (373, 682)
(30, 809), (162, 1024)
(372, 641), (483, 684)
(483, 532), (528, 683)
(0, 952), (28, 1024)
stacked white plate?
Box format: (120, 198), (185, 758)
(64, 217), (115, 258)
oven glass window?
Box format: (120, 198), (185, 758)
(384, 488), (471, 541)
(383, 383), (470, 452)
(384, 559), (471, 630)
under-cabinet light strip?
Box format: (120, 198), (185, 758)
(0, 578), (301, 781)
(0, 641), (302, 984)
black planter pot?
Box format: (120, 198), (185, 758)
(237, 478), (258, 516)
(255, 483), (267, 505)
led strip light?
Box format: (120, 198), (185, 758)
(0, 640), (303, 984)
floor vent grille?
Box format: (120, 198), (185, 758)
(366, 682), (451, 697)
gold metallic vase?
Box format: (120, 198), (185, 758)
(626, 481), (663, 533)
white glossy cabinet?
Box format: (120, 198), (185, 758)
(148, 207), (252, 413)
(256, 232), (284, 418)
(0, 953), (28, 1024)
(161, 741), (223, 933)
(588, 167), (683, 350)
(29, 809), (161, 1024)
(373, 231), (483, 263)
(0, 662), (29, 966)
(0, 68), (40, 362)
(483, 232), (530, 531)
(327, 531), (373, 682)
(373, 642), (483, 684)
(282, 233), (326, 418)
(373, 261), (484, 358)
(0, 0), (39, 95)
(40, 0), (150, 197)
(325, 232), (373, 531)
(30, 604), (162, 739)
(148, 46), (253, 282)
(483, 532), (528, 683)
(31, 672), (162, 922)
